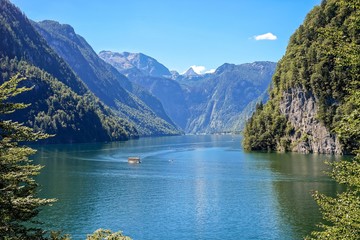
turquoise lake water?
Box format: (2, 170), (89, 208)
(33, 135), (342, 239)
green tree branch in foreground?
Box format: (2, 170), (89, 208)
(0, 74), (55, 239)
(86, 229), (132, 240)
(306, 154), (360, 240)
(0, 75), (132, 239)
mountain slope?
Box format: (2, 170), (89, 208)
(32, 20), (180, 136)
(184, 62), (276, 134)
(0, 0), (138, 143)
(243, 0), (359, 154)
(100, 50), (189, 129)
(99, 51), (172, 78)
(101, 50), (276, 133)
(0, 1), (86, 95)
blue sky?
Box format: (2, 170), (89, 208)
(12, 0), (321, 73)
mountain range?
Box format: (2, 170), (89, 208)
(100, 51), (276, 133)
(32, 20), (180, 136)
(1, 0), (277, 143)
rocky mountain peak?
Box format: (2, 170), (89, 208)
(99, 51), (171, 78)
(36, 20), (77, 40)
(183, 67), (199, 77)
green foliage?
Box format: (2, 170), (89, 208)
(86, 229), (132, 240)
(0, 75), (133, 240)
(333, 89), (360, 153)
(306, 154), (360, 240)
(0, 0), (143, 142)
(0, 74), (55, 239)
(307, 16), (360, 236)
(243, 100), (287, 151)
(33, 20), (181, 137)
(0, 57), (138, 143)
(243, 0), (359, 153)
(47, 229), (132, 240)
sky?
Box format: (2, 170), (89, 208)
(11, 0), (321, 74)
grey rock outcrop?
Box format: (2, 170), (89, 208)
(279, 88), (342, 154)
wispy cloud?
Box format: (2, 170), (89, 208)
(191, 65), (206, 74)
(254, 32), (277, 41)
(182, 65), (216, 75)
(205, 69), (216, 74)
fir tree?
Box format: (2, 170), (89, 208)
(0, 74), (55, 239)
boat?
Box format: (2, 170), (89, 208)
(128, 157), (141, 164)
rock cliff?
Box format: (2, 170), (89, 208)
(279, 88), (342, 154)
(243, 0), (358, 155)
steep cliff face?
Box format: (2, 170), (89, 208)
(243, 0), (358, 154)
(279, 88), (341, 154)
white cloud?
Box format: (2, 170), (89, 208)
(191, 65), (206, 74)
(205, 69), (216, 74)
(254, 32), (277, 41)
(181, 65), (216, 75)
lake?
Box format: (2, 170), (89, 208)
(33, 135), (342, 240)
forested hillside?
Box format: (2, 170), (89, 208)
(243, 0), (359, 154)
(32, 20), (180, 136)
(0, 0), (138, 143)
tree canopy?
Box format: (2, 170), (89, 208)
(0, 74), (55, 239)
(243, 0), (359, 154)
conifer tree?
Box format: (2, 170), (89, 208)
(0, 74), (55, 239)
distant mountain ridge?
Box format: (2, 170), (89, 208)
(32, 20), (181, 136)
(99, 51), (172, 78)
(1, 0), (277, 141)
(0, 0), (138, 143)
(100, 50), (276, 134)
(183, 61), (276, 134)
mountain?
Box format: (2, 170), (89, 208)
(100, 50), (189, 129)
(99, 51), (172, 78)
(101, 50), (276, 134)
(32, 20), (181, 136)
(183, 67), (199, 77)
(184, 62), (276, 134)
(0, 0), (137, 143)
(170, 70), (180, 80)
(243, 0), (359, 154)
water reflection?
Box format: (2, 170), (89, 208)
(251, 152), (343, 239)
(32, 136), (341, 240)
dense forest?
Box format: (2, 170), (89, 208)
(0, 57), (138, 143)
(0, 0), (359, 239)
(32, 20), (181, 136)
(0, 0), (181, 143)
(243, 0), (359, 154)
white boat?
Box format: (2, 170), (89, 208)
(128, 157), (141, 164)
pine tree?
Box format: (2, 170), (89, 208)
(0, 74), (55, 239)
